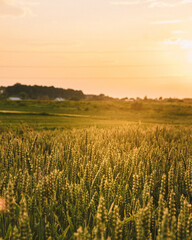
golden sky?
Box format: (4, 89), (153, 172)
(0, 0), (192, 98)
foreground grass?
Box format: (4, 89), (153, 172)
(0, 124), (192, 239)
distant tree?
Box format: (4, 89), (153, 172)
(19, 92), (29, 99)
(159, 96), (163, 101)
(121, 97), (128, 101)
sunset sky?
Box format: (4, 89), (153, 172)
(0, 0), (192, 98)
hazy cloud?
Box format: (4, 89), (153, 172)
(0, 0), (38, 17)
(164, 38), (192, 49)
(149, 2), (177, 7)
(0, 0), (25, 17)
(180, 0), (192, 4)
(149, 0), (192, 7)
(172, 30), (185, 34)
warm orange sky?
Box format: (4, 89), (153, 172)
(0, 0), (192, 98)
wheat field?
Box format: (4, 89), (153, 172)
(0, 124), (192, 239)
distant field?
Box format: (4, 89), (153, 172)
(0, 100), (192, 129)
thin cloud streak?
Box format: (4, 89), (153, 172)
(110, 0), (141, 5)
(152, 20), (182, 24)
(0, 64), (185, 69)
(110, 0), (192, 7)
(0, 49), (177, 54)
(1, 76), (190, 80)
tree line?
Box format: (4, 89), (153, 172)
(1, 83), (85, 100)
